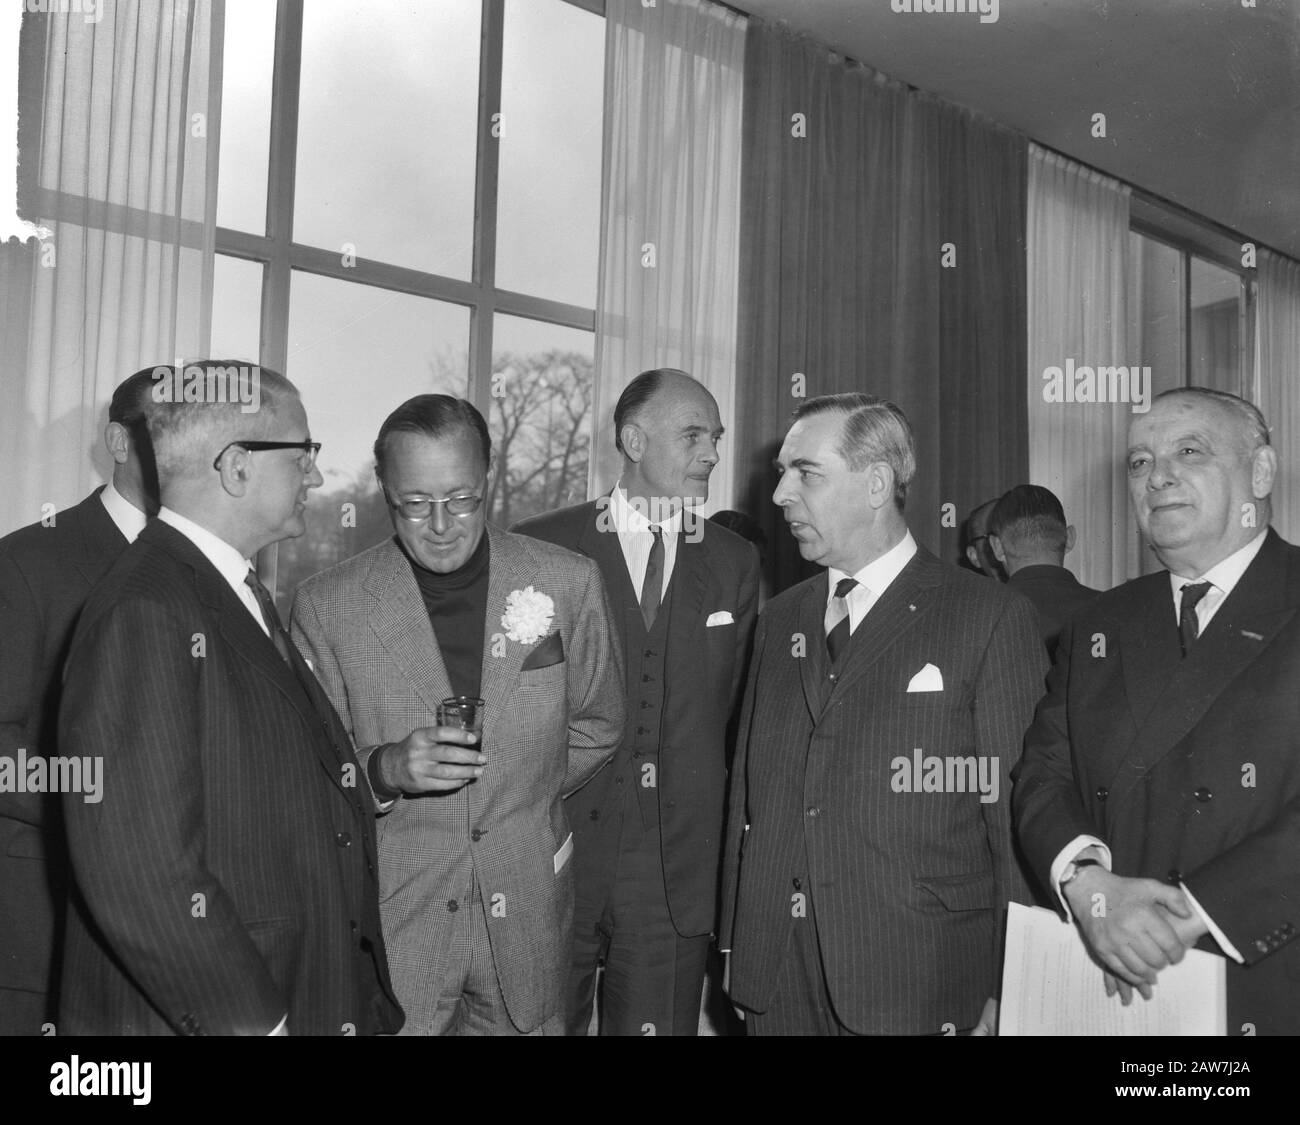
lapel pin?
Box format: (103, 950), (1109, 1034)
(1241, 630), (1263, 641)
(909, 604), (916, 612)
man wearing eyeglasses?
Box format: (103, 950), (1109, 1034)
(56, 361), (402, 1036)
(291, 394), (624, 1036)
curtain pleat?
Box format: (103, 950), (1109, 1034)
(592, 0), (746, 508)
(1256, 249), (1300, 543)
(1, 0), (215, 537)
(734, 19), (1028, 595)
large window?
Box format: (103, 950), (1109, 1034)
(212, 0), (606, 610)
(1128, 199), (1257, 574)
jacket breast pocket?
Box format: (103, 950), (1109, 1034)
(914, 871), (996, 913)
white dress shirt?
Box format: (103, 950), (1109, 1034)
(157, 508), (269, 637)
(825, 531), (919, 633)
(609, 483), (684, 599)
(99, 480), (148, 544)
(1051, 530), (1270, 962)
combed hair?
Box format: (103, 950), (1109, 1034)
(109, 366), (162, 427)
(374, 395), (491, 479)
(792, 392), (917, 509)
(990, 484), (1068, 555)
(1153, 387), (1270, 451)
(613, 368), (688, 454)
(147, 360), (300, 482)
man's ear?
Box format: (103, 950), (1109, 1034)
(1064, 524), (1076, 553)
(484, 450), (499, 496)
(620, 423), (644, 464)
(103, 421), (130, 466)
(989, 534), (1007, 565)
(864, 462), (894, 511)
(213, 444), (252, 497)
(965, 545), (980, 570)
(1252, 445), (1279, 499)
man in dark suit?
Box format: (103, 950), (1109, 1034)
(720, 393), (1045, 1035)
(58, 361), (402, 1035)
(513, 369), (760, 1036)
(0, 366), (159, 1035)
(987, 484), (1101, 659)
(961, 498), (1005, 580)
(1015, 387), (1300, 1036)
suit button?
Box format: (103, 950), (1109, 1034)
(335, 832), (352, 847)
(793, 877), (802, 890)
(641, 701), (651, 709)
(637, 726), (647, 734)
(589, 810), (600, 821)
(448, 900), (459, 913)
(827, 672), (837, 682)
(644, 650), (654, 658)
(806, 807), (820, 818)
(1193, 787), (1212, 802)
(1095, 787), (1108, 801)
(642, 674), (653, 682)
(471, 829), (483, 842)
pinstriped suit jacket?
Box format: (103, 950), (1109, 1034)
(290, 525), (624, 1034)
(720, 545), (1045, 1034)
(58, 521), (402, 1035)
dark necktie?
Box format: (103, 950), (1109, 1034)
(825, 577), (859, 664)
(245, 569), (296, 666)
(640, 527), (664, 630)
(1178, 581), (1212, 657)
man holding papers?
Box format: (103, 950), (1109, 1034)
(1015, 387), (1300, 1035)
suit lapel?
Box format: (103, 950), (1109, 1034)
(478, 525), (538, 750)
(578, 498), (638, 659)
(148, 522), (327, 739)
(1111, 531), (1300, 802)
(797, 579), (827, 722)
(665, 526), (708, 665)
(73, 488), (128, 586)
(363, 538), (452, 719)
(1118, 574), (1183, 735)
(828, 548), (946, 702)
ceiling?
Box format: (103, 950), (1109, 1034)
(733, 0), (1300, 260)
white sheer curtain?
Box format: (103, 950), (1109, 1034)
(1255, 248), (1300, 543)
(590, 0), (746, 508)
(1, 0), (215, 536)
(1026, 145), (1137, 591)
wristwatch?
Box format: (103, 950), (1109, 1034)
(1059, 857), (1103, 889)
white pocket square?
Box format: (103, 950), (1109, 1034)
(706, 611), (735, 627)
(553, 831), (574, 875)
(906, 663), (944, 693)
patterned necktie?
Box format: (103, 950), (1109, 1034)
(825, 577), (859, 664)
(1178, 581), (1212, 657)
(640, 527), (664, 630)
(245, 569), (296, 666)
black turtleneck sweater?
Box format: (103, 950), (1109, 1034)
(400, 531), (490, 700)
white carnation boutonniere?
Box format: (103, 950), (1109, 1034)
(501, 586), (555, 646)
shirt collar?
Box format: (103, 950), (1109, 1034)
(100, 480), (148, 543)
(1167, 529), (1268, 601)
(611, 483), (685, 535)
(828, 530), (918, 601)
(157, 507), (256, 592)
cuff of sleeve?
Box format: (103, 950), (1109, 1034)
(1180, 881), (1244, 963)
(1051, 835), (1112, 921)
(366, 745), (402, 805)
